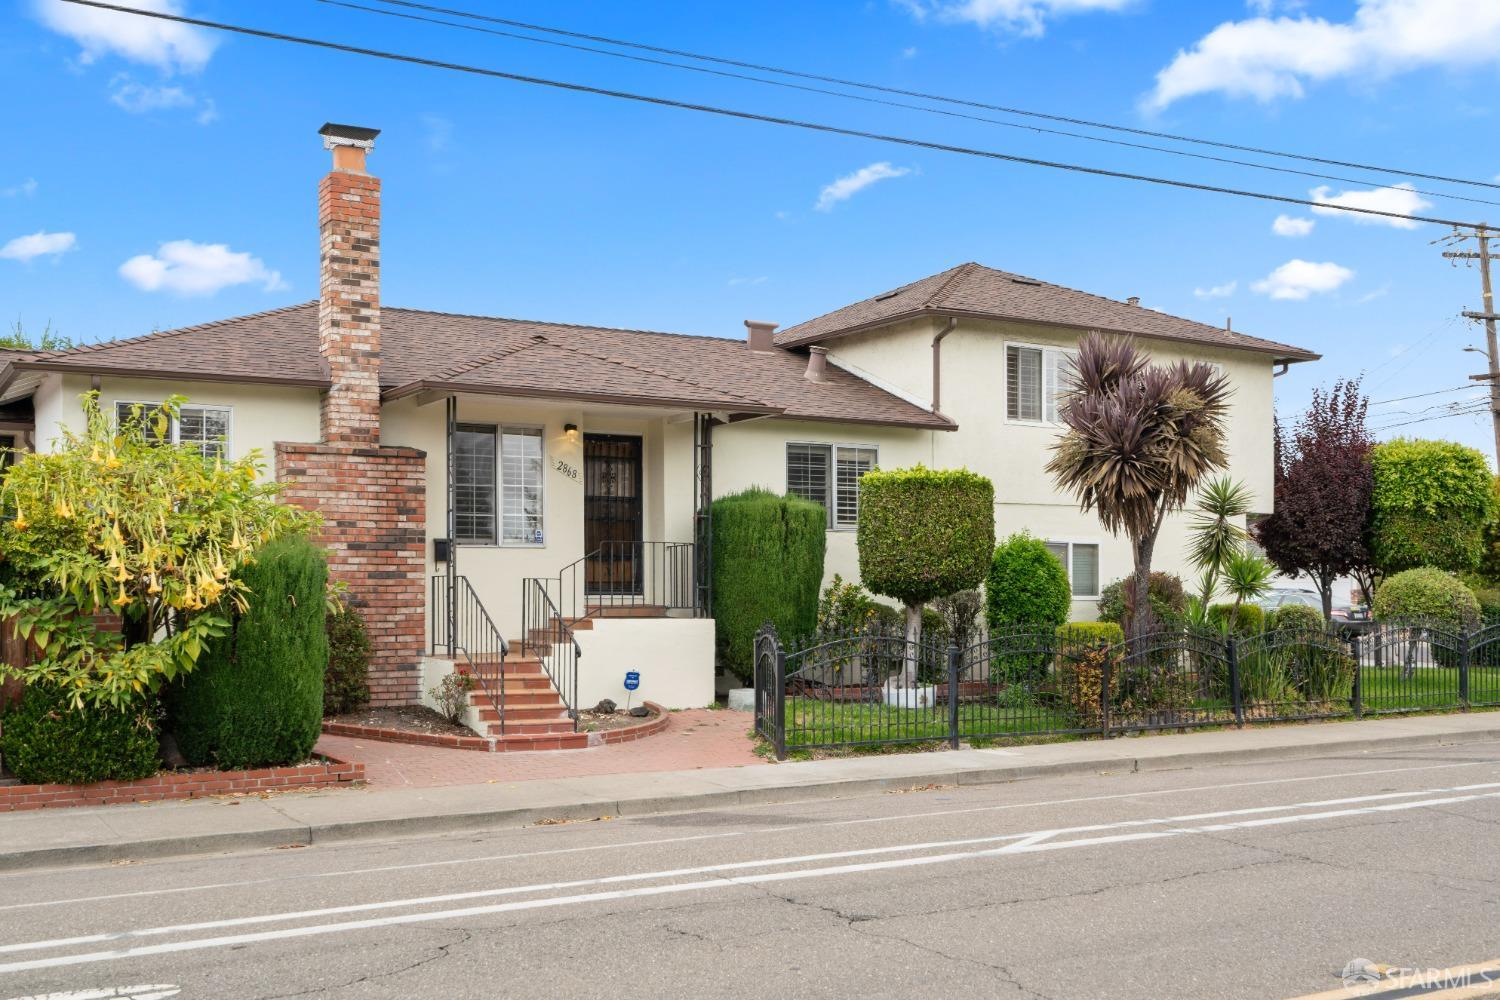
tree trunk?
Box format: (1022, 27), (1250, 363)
(1316, 571), (1334, 620)
(901, 602), (922, 687)
(1129, 534), (1156, 642)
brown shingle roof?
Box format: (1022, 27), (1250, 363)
(774, 262), (1320, 362)
(11, 304), (953, 430)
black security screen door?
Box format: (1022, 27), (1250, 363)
(584, 434), (643, 595)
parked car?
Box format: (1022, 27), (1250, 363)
(1255, 588), (1322, 613)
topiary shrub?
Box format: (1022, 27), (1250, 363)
(712, 489), (827, 683)
(858, 466), (994, 662)
(1370, 439), (1494, 575)
(1207, 602), (1265, 637)
(169, 535), (330, 769)
(1268, 603), (1324, 632)
(324, 604), (371, 716)
(1059, 621), (1125, 646)
(986, 533), (1071, 632)
(1373, 567), (1481, 631)
(0, 684), (159, 785)
(1096, 573), (1187, 630)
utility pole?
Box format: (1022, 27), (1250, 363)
(1442, 224), (1500, 464)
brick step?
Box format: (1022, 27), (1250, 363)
(464, 671), (551, 687)
(474, 705), (571, 723)
(586, 605), (668, 619)
(467, 690), (566, 708)
(482, 719), (579, 736)
(483, 730), (590, 751)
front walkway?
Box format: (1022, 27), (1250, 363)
(313, 708), (764, 788)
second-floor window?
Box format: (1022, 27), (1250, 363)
(454, 424), (545, 546)
(115, 401), (231, 460)
(786, 443), (878, 529)
(1006, 344), (1076, 424)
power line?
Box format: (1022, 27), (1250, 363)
(317, 0), (1500, 210)
(56, 1), (1486, 231)
(1371, 384), (1483, 406)
(362, 0), (1500, 193)
(1371, 404), (1490, 432)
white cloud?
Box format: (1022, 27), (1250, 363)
(1193, 280), (1237, 299)
(107, 75), (215, 123)
(1146, 0), (1500, 109)
(815, 162), (912, 211)
(1272, 214), (1315, 237)
(900, 46), (920, 59)
(1309, 182), (1431, 229)
(1, 179), (38, 198)
(1247, 0), (1305, 13)
(893, 0), (1133, 37)
(1251, 259), (1354, 300)
(0, 231), (77, 262)
(118, 240), (284, 296)
(31, 0), (217, 73)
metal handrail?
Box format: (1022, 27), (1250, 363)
(537, 540), (701, 629)
(431, 574), (508, 735)
(522, 576), (581, 730)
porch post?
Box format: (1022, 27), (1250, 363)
(445, 394), (458, 653)
(693, 413), (714, 616)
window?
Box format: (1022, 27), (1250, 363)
(115, 401), (231, 459)
(0, 434), (15, 470)
(786, 443), (877, 528)
(1005, 344), (1076, 424)
(1046, 541), (1100, 598)
(454, 424), (544, 546)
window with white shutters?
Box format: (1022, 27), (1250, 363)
(786, 443), (879, 529)
(500, 428), (544, 545)
(1006, 343), (1077, 425)
(114, 401), (231, 459)
(456, 424), (545, 547)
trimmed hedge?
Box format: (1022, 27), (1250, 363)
(0, 685), (159, 785)
(1267, 604), (1324, 632)
(1207, 602), (1265, 637)
(712, 489), (827, 683)
(986, 533), (1071, 633)
(1096, 573), (1187, 630)
(1372, 567), (1481, 631)
(858, 466), (994, 612)
(1370, 439), (1493, 575)
(1059, 621), (1124, 646)
(324, 605), (371, 716)
(170, 535), (330, 769)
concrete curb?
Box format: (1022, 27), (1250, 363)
(6, 723), (1500, 872)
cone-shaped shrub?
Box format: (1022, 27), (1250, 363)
(170, 535), (330, 769)
(712, 489), (826, 683)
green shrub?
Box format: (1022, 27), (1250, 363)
(1267, 603), (1324, 632)
(858, 466), (994, 641)
(985, 533), (1071, 632)
(1370, 439), (1493, 575)
(1097, 573), (1187, 630)
(0, 684), (159, 785)
(712, 489), (827, 682)
(1207, 602), (1265, 636)
(324, 605), (371, 716)
(170, 535), (330, 769)
(1059, 621), (1124, 646)
(1472, 586), (1500, 624)
(816, 574), (878, 634)
(1372, 567), (1481, 631)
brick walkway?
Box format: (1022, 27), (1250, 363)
(314, 709), (766, 788)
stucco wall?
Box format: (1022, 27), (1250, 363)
(572, 617), (716, 709)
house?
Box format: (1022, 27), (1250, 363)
(0, 124), (1317, 742)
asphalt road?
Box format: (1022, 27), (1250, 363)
(5, 743), (1500, 1000)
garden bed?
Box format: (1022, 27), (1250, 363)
(0, 753), (363, 812)
(321, 702), (670, 750)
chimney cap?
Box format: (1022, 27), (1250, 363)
(1126, 296), (1140, 307)
(320, 122), (380, 149)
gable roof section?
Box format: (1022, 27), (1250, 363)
(6, 304), (952, 430)
(774, 262), (1319, 362)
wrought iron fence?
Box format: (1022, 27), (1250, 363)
(752, 619), (1500, 759)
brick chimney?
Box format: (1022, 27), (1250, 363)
(318, 123), (382, 446)
(745, 320), (777, 352)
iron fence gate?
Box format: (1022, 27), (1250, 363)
(752, 620), (1500, 759)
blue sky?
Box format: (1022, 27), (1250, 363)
(3, 0), (1500, 455)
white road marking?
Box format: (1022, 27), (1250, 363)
(2, 987), (179, 1000)
(3, 780), (1498, 970)
(3, 784), (1499, 976)
(4, 754), (1494, 913)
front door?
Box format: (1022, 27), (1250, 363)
(584, 434), (643, 595)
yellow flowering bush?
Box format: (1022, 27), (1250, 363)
(0, 393), (317, 709)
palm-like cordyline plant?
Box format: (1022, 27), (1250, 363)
(1046, 334), (1232, 638)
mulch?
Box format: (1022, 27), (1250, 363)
(328, 704), (479, 739)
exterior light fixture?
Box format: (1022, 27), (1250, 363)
(563, 423), (579, 438)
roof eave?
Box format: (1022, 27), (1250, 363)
(9, 360), (331, 390)
(772, 409), (959, 432)
(776, 306), (1319, 363)
(383, 379), (784, 416)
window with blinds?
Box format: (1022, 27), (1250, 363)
(114, 401), (230, 458)
(786, 443), (878, 528)
(500, 428), (544, 545)
(454, 424), (498, 545)
(1006, 343), (1077, 424)
(1045, 540), (1101, 598)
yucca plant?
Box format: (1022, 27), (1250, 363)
(1046, 334), (1232, 639)
(1188, 475), (1252, 606)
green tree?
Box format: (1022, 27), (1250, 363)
(1047, 334), (1231, 638)
(0, 320), (72, 352)
(985, 533), (1071, 632)
(0, 394), (315, 709)
(1369, 439), (1493, 577)
(857, 466), (994, 682)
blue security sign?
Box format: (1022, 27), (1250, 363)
(623, 671), (641, 692)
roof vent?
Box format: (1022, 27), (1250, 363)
(874, 290), (901, 302)
(745, 319), (778, 352)
(1010, 277), (1042, 286)
(805, 345), (829, 382)
(1127, 296), (1140, 307)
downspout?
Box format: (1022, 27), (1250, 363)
(1272, 362), (1290, 377)
(931, 317), (957, 413)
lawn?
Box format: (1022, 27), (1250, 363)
(781, 697), (1078, 748)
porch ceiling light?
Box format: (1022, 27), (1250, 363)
(563, 423), (579, 438)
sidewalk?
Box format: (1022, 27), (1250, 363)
(5, 712), (1500, 872)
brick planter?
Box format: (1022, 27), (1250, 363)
(0, 755), (364, 812)
(320, 702), (670, 752)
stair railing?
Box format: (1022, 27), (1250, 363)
(521, 576), (581, 731)
(431, 574), (508, 735)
